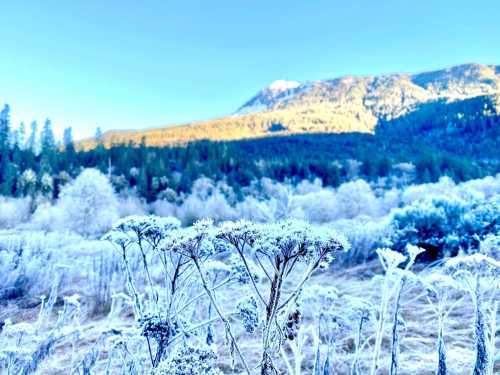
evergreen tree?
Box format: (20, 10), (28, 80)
(17, 122), (26, 149)
(0, 104), (10, 156)
(95, 127), (103, 143)
(0, 105), (17, 195)
(27, 121), (38, 153)
(40, 118), (56, 153)
(63, 126), (74, 146)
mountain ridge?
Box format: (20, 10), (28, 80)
(79, 63), (500, 149)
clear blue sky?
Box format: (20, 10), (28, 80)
(1, 0), (500, 139)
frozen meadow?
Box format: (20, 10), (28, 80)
(0, 170), (498, 375)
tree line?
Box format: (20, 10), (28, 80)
(0, 96), (499, 202)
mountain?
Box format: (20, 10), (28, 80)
(79, 63), (500, 149)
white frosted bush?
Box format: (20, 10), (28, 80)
(331, 218), (393, 264)
(0, 197), (31, 229)
(334, 180), (382, 219)
(401, 177), (456, 205)
(152, 199), (178, 218)
(57, 168), (119, 236)
(30, 203), (65, 232)
(117, 194), (149, 217)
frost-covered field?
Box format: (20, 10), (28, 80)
(0, 170), (498, 374)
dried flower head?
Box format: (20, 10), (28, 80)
(154, 343), (222, 375)
(236, 296), (259, 333)
(283, 309), (301, 341)
(138, 314), (177, 344)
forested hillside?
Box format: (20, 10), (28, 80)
(0, 94), (498, 202)
(78, 63), (500, 149)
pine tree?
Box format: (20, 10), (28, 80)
(17, 122), (26, 150)
(63, 127), (73, 146)
(0, 104), (10, 156)
(95, 127), (103, 143)
(27, 121), (38, 153)
(40, 118), (56, 154)
(0, 104), (16, 195)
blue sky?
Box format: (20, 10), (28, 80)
(1, 0), (500, 139)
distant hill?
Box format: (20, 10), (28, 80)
(78, 63), (500, 149)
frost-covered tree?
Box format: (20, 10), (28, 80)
(58, 168), (119, 236)
(17, 169), (37, 197)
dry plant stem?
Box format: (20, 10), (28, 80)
(472, 277), (489, 375)
(137, 237), (158, 313)
(236, 242), (266, 306)
(486, 300), (498, 375)
(119, 244), (142, 318)
(390, 279), (405, 375)
(192, 256), (253, 375)
(436, 319), (447, 375)
(177, 277), (233, 314)
(351, 317), (366, 375)
(261, 260), (285, 375)
(370, 277), (391, 375)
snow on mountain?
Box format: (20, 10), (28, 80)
(80, 63), (500, 149)
(236, 63), (500, 119)
(268, 80), (301, 92)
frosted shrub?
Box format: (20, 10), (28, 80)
(331, 218), (392, 265)
(459, 174), (500, 199)
(58, 168), (119, 237)
(390, 194), (499, 259)
(30, 203), (65, 231)
(16, 168), (37, 197)
(401, 177), (456, 205)
(117, 193), (149, 217)
(0, 231), (67, 299)
(479, 234), (500, 259)
(0, 196), (31, 229)
(334, 180), (382, 219)
(152, 199), (178, 218)
(179, 191), (237, 225)
(293, 189), (338, 223)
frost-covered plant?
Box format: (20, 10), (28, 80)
(236, 296), (259, 334)
(390, 194), (500, 259)
(423, 273), (461, 375)
(370, 245), (424, 375)
(165, 219), (252, 374)
(279, 323), (314, 375)
(216, 219), (349, 375)
(58, 168), (119, 237)
(0, 272), (83, 375)
(103, 215), (204, 368)
(445, 254), (499, 375)
(330, 218), (392, 265)
(0, 196), (31, 229)
(138, 313), (179, 367)
(154, 343), (222, 375)
(297, 284), (340, 374)
(341, 297), (376, 375)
